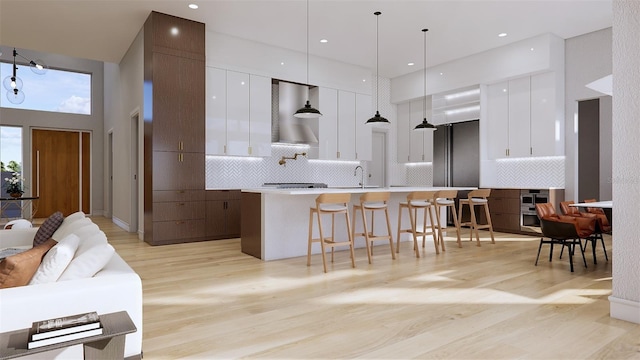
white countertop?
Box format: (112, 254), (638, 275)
(241, 186), (476, 195)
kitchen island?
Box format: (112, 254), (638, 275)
(241, 187), (475, 261)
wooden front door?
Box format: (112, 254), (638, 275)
(32, 129), (91, 217)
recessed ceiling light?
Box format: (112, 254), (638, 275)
(280, 62), (285, 65)
(362, 79), (366, 82)
(170, 27), (179, 36)
(320, 39), (328, 43)
(408, 62), (415, 66)
(530, 47), (535, 51)
(188, 3), (198, 9)
(440, 72), (444, 75)
(498, 33), (507, 37)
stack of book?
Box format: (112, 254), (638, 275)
(28, 311), (103, 349)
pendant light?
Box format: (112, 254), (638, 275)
(294, 0), (322, 119)
(414, 29), (437, 131)
(3, 48), (48, 105)
(366, 11), (389, 125)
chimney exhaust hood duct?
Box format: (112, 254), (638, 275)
(275, 81), (319, 144)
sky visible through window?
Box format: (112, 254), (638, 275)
(0, 62), (91, 115)
(0, 126), (22, 170)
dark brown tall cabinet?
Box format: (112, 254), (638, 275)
(143, 11), (207, 245)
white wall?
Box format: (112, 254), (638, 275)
(564, 28), (612, 202)
(206, 31), (371, 95)
(391, 33), (564, 104)
(104, 29), (144, 232)
(0, 48), (105, 216)
(610, 0), (640, 324)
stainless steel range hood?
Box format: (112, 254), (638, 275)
(274, 81), (319, 144)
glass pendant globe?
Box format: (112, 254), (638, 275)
(3, 75), (23, 91)
(6, 89), (25, 104)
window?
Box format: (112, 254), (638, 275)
(1, 126), (23, 197)
(0, 63), (91, 115)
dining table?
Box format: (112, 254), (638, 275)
(570, 200), (612, 223)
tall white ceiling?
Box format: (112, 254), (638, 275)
(0, 0), (612, 79)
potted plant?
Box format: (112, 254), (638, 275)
(4, 172), (25, 198)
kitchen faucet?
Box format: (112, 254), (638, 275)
(354, 165), (364, 189)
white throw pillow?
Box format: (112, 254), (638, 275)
(52, 214), (89, 241)
(29, 233), (80, 285)
(58, 243), (115, 281)
(75, 229), (107, 256)
(3, 219), (33, 230)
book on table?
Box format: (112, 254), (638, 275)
(28, 311), (103, 348)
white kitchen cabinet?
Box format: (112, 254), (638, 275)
(337, 90), (356, 160)
(249, 74), (272, 157)
(206, 67), (227, 155)
(313, 87), (339, 160)
(486, 72), (559, 159)
(508, 76), (531, 158)
(530, 72), (557, 156)
(396, 99), (434, 163)
(311, 87), (371, 161)
(226, 70), (250, 155)
(486, 81), (509, 159)
(396, 102), (411, 163)
(205, 68), (272, 156)
(355, 93), (372, 161)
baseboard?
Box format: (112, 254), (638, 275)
(112, 216), (130, 232)
(609, 296), (640, 324)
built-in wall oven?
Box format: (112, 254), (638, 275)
(520, 189), (549, 232)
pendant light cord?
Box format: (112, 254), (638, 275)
(375, 12), (380, 112)
(306, 0), (309, 87)
(423, 28), (428, 120)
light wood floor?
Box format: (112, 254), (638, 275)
(93, 217), (640, 359)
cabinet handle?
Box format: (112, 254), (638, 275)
(175, 221), (185, 225)
(530, 147), (533, 155)
(179, 141), (184, 151)
(337, 151), (340, 159)
(177, 203), (185, 206)
(224, 145), (227, 154)
(422, 154), (425, 161)
(177, 190), (185, 194)
(248, 146), (252, 155)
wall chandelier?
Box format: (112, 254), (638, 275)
(3, 48), (48, 104)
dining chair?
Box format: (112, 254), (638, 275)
(535, 203), (593, 272)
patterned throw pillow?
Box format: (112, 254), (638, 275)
(33, 212), (65, 247)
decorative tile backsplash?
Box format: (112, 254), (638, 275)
(206, 144), (368, 189)
(495, 156), (565, 188)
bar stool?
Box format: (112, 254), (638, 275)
(458, 189), (495, 246)
(307, 193), (356, 273)
(433, 189), (462, 250)
(396, 191), (438, 258)
(352, 191), (395, 264)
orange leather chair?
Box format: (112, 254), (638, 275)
(559, 200), (609, 264)
(583, 199), (611, 264)
(535, 203), (594, 272)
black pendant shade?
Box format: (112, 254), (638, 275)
(366, 11), (389, 125)
(414, 118), (437, 131)
(366, 110), (389, 124)
(413, 28), (436, 132)
(294, 100), (322, 118)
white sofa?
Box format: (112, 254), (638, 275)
(0, 226), (143, 359)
